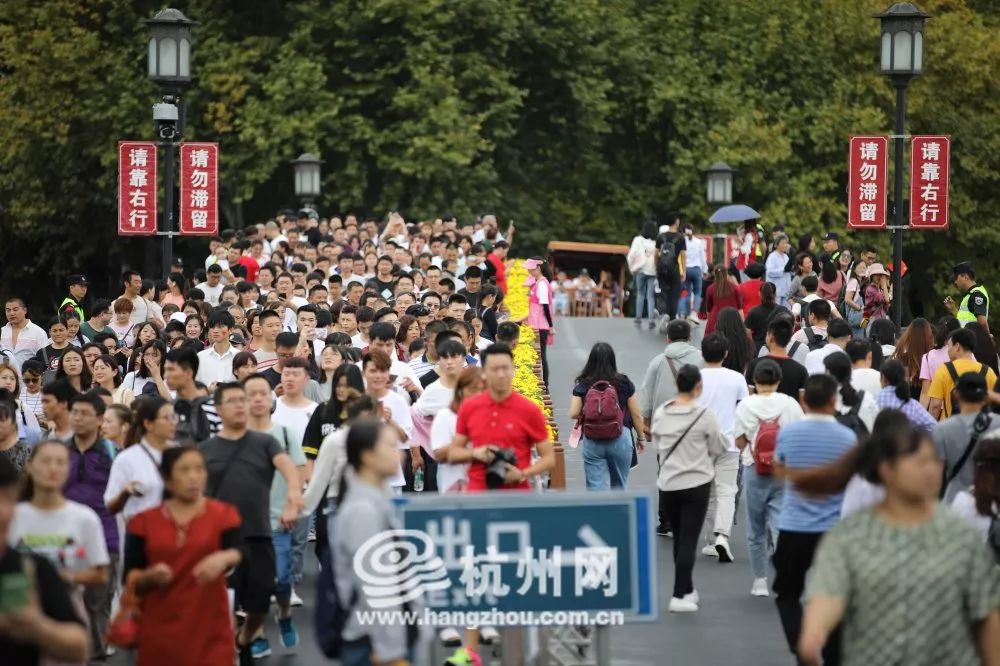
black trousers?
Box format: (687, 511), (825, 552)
(402, 451), (439, 493)
(658, 483), (711, 598)
(773, 530), (842, 666)
(539, 329), (550, 387)
(657, 272), (682, 319)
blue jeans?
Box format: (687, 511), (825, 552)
(272, 530), (294, 607)
(291, 515), (309, 583)
(341, 637), (413, 666)
(634, 272), (657, 321)
(581, 430), (633, 490)
(743, 464), (783, 579)
(679, 266), (703, 317)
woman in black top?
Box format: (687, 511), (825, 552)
(744, 282), (783, 353)
(714, 307), (754, 375)
(302, 363), (365, 561)
(568, 343), (645, 491)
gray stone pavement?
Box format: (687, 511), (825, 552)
(549, 316), (791, 665)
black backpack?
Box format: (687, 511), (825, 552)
(803, 326), (827, 352)
(945, 362), (989, 416)
(656, 233), (678, 276)
(835, 391), (869, 436)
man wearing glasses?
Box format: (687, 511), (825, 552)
(62, 392), (119, 659)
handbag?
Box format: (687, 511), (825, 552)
(106, 570), (142, 649)
(568, 421), (582, 449)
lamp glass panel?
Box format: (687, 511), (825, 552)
(179, 39), (190, 78)
(880, 32), (892, 71)
(893, 31), (912, 71)
(913, 32), (923, 72)
(159, 38), (177, 76)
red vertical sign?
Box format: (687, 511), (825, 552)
(909, 135), (950, 230)
(179, 142), (219, 235)
(847, 136), (888, 229)
(118, 141), (158, 236)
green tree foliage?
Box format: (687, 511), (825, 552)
(0, 0), (997, 321)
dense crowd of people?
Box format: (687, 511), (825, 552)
(615, 216), (1000, 663)
(0, 211), (559, 666)
(1, 205), (1000, 666)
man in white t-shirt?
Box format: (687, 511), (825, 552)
(411, 339), (466, 493)
(195, 264), (225, 306)
(363, 350), (413, 488)
(847, 339), (882, 395)
(804, 319), (852, 376)
(366, 322), (422, 400)
(270, 356), (317, 600)
(697, 335), (749, 562)
(791, 298), (833, 346)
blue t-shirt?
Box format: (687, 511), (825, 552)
(775, 416), (857, 533)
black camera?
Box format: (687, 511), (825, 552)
(485, 447), (518, 489)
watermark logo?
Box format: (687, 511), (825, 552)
(353, 522), (620, 609)
(353, 528), (450, 608)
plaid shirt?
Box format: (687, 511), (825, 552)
(875, 387), (938, 432)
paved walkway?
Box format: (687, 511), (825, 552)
(550, 316), (790, 665)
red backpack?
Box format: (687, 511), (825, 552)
(581, 381), (624, 440)
(750, 416), (781, 475)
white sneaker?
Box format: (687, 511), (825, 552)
(715, 534), (734, 563)
(751, 578), (770, 597)
(479, 626), (500, 644)
(289, 589), (303, 607)
(701, 544), (719, 557)
(439, 627), (463, 646)
(668, 597), (698, 613)
(683, 590), (699, 605)
(687, 314), (700, 323)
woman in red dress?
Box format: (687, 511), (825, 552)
(124, 446), (242, 666)
(704, 265), (743, 335)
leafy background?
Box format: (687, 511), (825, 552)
(1, 0), (998, 322)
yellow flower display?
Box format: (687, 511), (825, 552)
(506, 260), (557, 441)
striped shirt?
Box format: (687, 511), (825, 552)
(775, 415), (857, 533)
(874, 387), (937, 431)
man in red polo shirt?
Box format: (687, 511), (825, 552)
(449, 344), (554, 490)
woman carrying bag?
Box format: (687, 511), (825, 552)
(569, 342), (645, 490)
(650, 364), (728, 613)
(628, 220), (659, 329)
(119, 446), (242, 666)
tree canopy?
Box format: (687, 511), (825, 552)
(1, 0), (998, 320)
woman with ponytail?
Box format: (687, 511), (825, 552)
(796, 413), (1000, 666)
(823, 352), (879, 434)
(104, 396), (176, 522)
(331, 417), (425, 665)
(874, 360), (936, 431)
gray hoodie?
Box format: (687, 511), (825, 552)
(651, 402), (728, 492)
(333, 469), (426, 661)
(639, 341), (705, 418)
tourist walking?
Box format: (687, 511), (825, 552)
(124, 446), (243, 666)
(650, 364), (727, 612)
(569, 342), (644, 490)
(771, 374), (857, 665)
(627, 220), (659, 329)
(734, 360), (803, 597)
(797, 421), (1000, 666)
